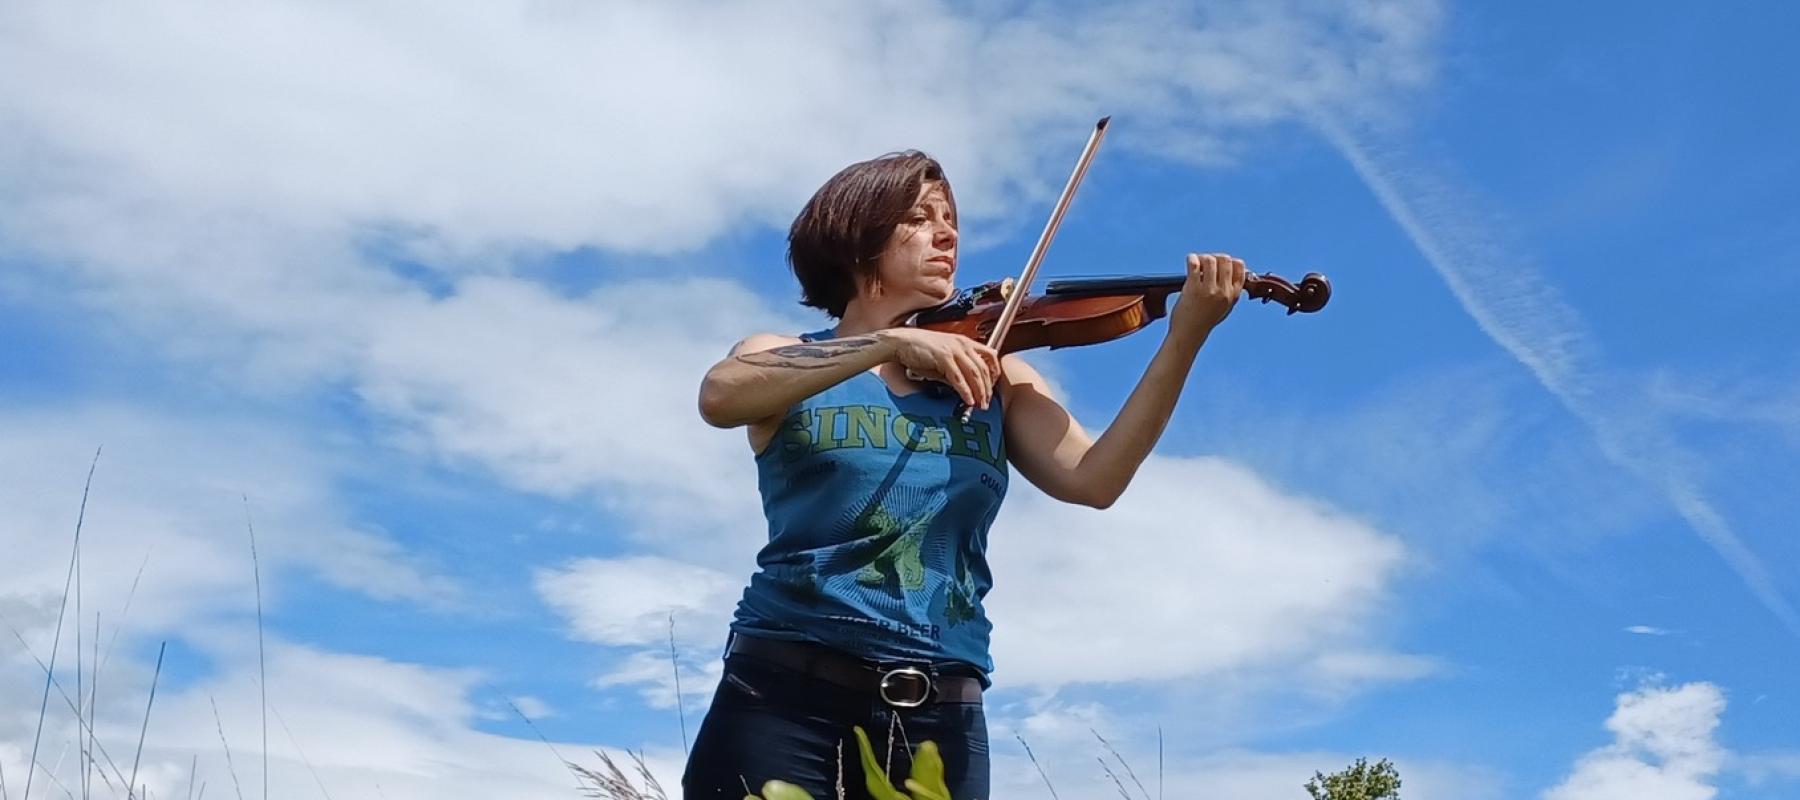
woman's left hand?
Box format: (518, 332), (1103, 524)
(1168, 252), (1246, 342)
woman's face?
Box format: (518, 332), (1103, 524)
(872, 181), (958, 308)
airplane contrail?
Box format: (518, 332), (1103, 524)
(1315, 115), (1800, 637)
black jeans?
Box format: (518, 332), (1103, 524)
(682, 653), (990, 799)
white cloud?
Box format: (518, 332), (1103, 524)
(0, 407), (697, 799)
(1736, 751), (1800, 787)
(1305, 649), (1439, 686)
(356, 276), (794, 556)
(523, 452), (1422, 707)
(0, 0), (1446, 560)
(988, 455), (1414, 687)
(0, 405), (459, 645)
(0, 0), (1445, 528)
(4, 636), (686, 800)
(591, 647), (726, 714)
(1626, 625), (1673, 636)
(534, 556), (740, 648)
(1544, 682), (1726, 800)
(0, 0), (1440, 258)
(533, 555), (741, 709)
(526, 451), (1422, 703)
(507, 694), (555, 721)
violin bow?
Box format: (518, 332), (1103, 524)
(956, 115), (1111, 422)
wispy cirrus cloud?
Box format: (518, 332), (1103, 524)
(1317, 118), (1800, 638)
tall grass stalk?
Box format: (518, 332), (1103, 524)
(270, 703), (333, 800)
(81, 609), (97, 800)
(127, 641), (167, 799)
(210, 696), (247, 800)
(26, 446), (101, 800)
(98, 551), (154, 676)
(241, 496), (267, 800)
(55, 737), (77, 787)
(1015, 734), (1060, 800)
(2, 616), (136, 792)
(75, 480), (84, 800)
(665, 613), (687, 758)
(1097, 756), (1132, 800)
(87, 612), (100, 800)
(504, 693), (668, 800)
(569, 750), (666, 800)
(500, 693), (570, 768)
(1091, 728), (1150, 800)
(31, 746), (77, 800)
(93, 550), (151, 800)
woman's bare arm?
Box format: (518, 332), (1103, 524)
(697, 333), (892, 429)
(1000, 253), (1245, 508)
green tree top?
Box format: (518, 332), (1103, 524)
(1304, 757), (1401, 800)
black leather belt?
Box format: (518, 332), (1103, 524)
(727, 634), (984, 707)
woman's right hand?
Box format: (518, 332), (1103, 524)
(877, 328), (1001, 410)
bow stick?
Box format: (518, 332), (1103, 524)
(954, 115), (1111, 421)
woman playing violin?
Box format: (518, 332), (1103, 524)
(684, 150), (1248, 798)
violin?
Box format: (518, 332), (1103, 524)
(910, 270), (1330, 353)
(913, 116), (1331, 417)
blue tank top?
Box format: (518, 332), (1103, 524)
(730, 327), (1009, 677)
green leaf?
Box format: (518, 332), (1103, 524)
(853, 725), (912, 800)
(759, 779), (816, 800)
(902, 740), (952, 800)
(902, 778), (951, 800)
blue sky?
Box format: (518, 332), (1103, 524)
(3, 1), (1797, 798)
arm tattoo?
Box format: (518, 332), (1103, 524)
(736, 336), (881, 370)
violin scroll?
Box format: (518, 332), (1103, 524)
(1245, 272), (1331, 315)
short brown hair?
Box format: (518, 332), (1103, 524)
(788, 151), (956, 318)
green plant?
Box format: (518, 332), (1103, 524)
(736, 726), (953, 800)
(1304, 757), (1401, 800)
(854, 725), (952, 800)
(745, 778), (815, 800)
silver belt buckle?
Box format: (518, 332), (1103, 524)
(878, 666), (933, 708)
